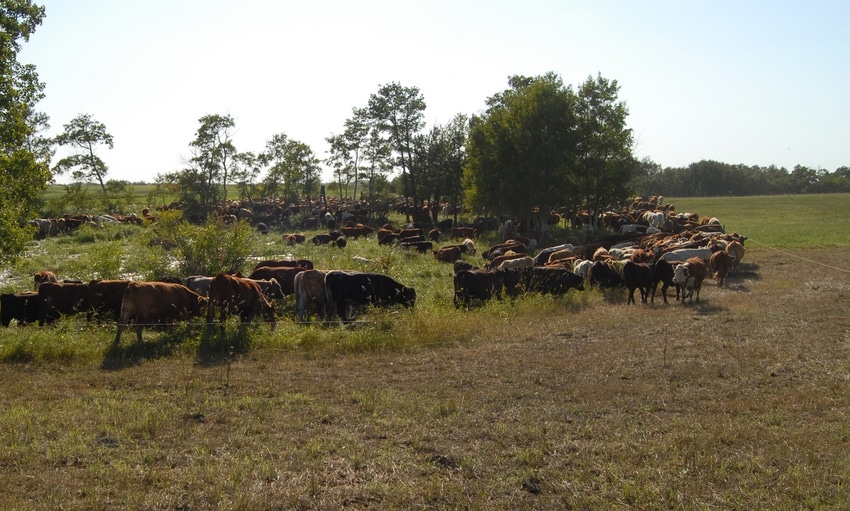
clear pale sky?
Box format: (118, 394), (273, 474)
(18, 0), (850, 184)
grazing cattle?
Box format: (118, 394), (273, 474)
(33, 270), (58, 289)
(522, 266), (585, 296)
(324, 271), (416, 322)
(253, 259), (314, 271)
(1, 292), (39, 327)
(482, 242), (526, 260)
(400, 240), (433, 253)
(672, 257), (708, 303)
(450, 226), (477, 239)
(533, 243), (575, 266)
(207, 273), (276, 330)
(709, 250), (734, 286)
(247, 278), (285, 300)
(398, 228), (424, 240)
(37, 281), (89, 326)
(186, 275), (214, 296)
(498, 256), (534, 271)
(248, 266), (310, 296)
(294, 269), (329, 322)
(622, 261), (655, 304)
(114, 282), (208, 343)
(453, 269), (506, 309)
(587, 260), (624, 289)
(340, 224), (373, 239)
(725, 240), (745, 274)
(311, 233), (333, 245)
(87, 279), (132, 321)
(433, 246), (462, 263)
(461, 238), (477, 255)
(572, 259), (593, 282)
(658, 247), (712, 264)
(651, 259), (679, 304)
(453, 260), (478, 273)
(546, 248), (575, 266)
(485, 251), (528, 270)
(378, 232), (399, 245)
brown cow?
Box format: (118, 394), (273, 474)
(33, 270), (58, 289)
(433, 246), (462, 263)
(114, 282), (208, 343)
(340, 223), (373, 239)
(450, 226), (477, 239)
(485, 251), (528, 269)
(725, 240), (745, 274)
(207, 273), (276, 330)
(672, 257), (708, 303)
(294, 269), (328, 322)
(709, 250), (734, 286)
(248, 266), (310, 296)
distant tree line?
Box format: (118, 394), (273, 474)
(632, 159), (850, 197)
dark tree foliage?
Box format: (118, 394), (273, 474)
(634, 160), (850, 197)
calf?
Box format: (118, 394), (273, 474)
(651, 259), (680, 304)
(725, 240), (745, 274)
(294, 270), (329, 322)
(453, 269), (505, 309)
(622, 261), (654, 304)
(33, 270), (58, 289)
(672, 257), (708, 303)
(709, 249), (734, 286)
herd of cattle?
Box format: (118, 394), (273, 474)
(2, 208), (746, 343)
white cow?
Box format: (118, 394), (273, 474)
(658, 247), (712, 264)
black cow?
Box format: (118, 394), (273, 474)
(651, 259), (680, 304)
(622, 260), (654, 304)
(37, 281), (89, 326)
(400, 240), (433, 253)
(324, 271), (416, 322)
(522, 266), (585, 296)
(588, 260), (624, 289)
(453, 269), (505, 309)
(1, 291), (40, 327)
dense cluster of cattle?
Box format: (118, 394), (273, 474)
(1, 259), (418, 343)
(8, 197), (747, 343)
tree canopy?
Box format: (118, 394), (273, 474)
(0, 0), (50, 263)
(464, 72), (634, 222)
(52, 113), (114, 195)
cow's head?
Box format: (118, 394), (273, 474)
(672, 263), (691, 285)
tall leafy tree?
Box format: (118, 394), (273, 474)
(326, 107), (371, 200)
(464, 73), (578, 221)
(573, 74), (634, 221)
(52, 113), (113, 195)
(367, 82), (426, 220)
(413, 114), (468, 223)
(0, 0), (51, 262)
(260, 133), (320, 209)
(190, 113), (236, 207)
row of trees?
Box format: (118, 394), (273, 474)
(633, 159), (850, 197)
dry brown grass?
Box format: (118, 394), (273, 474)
(1, 247), (849, 509)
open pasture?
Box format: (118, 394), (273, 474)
(0, 195), (848, 509)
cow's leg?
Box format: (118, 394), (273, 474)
(135, 324), (144, 343)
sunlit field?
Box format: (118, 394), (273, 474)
(0, 193), (847, 509)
